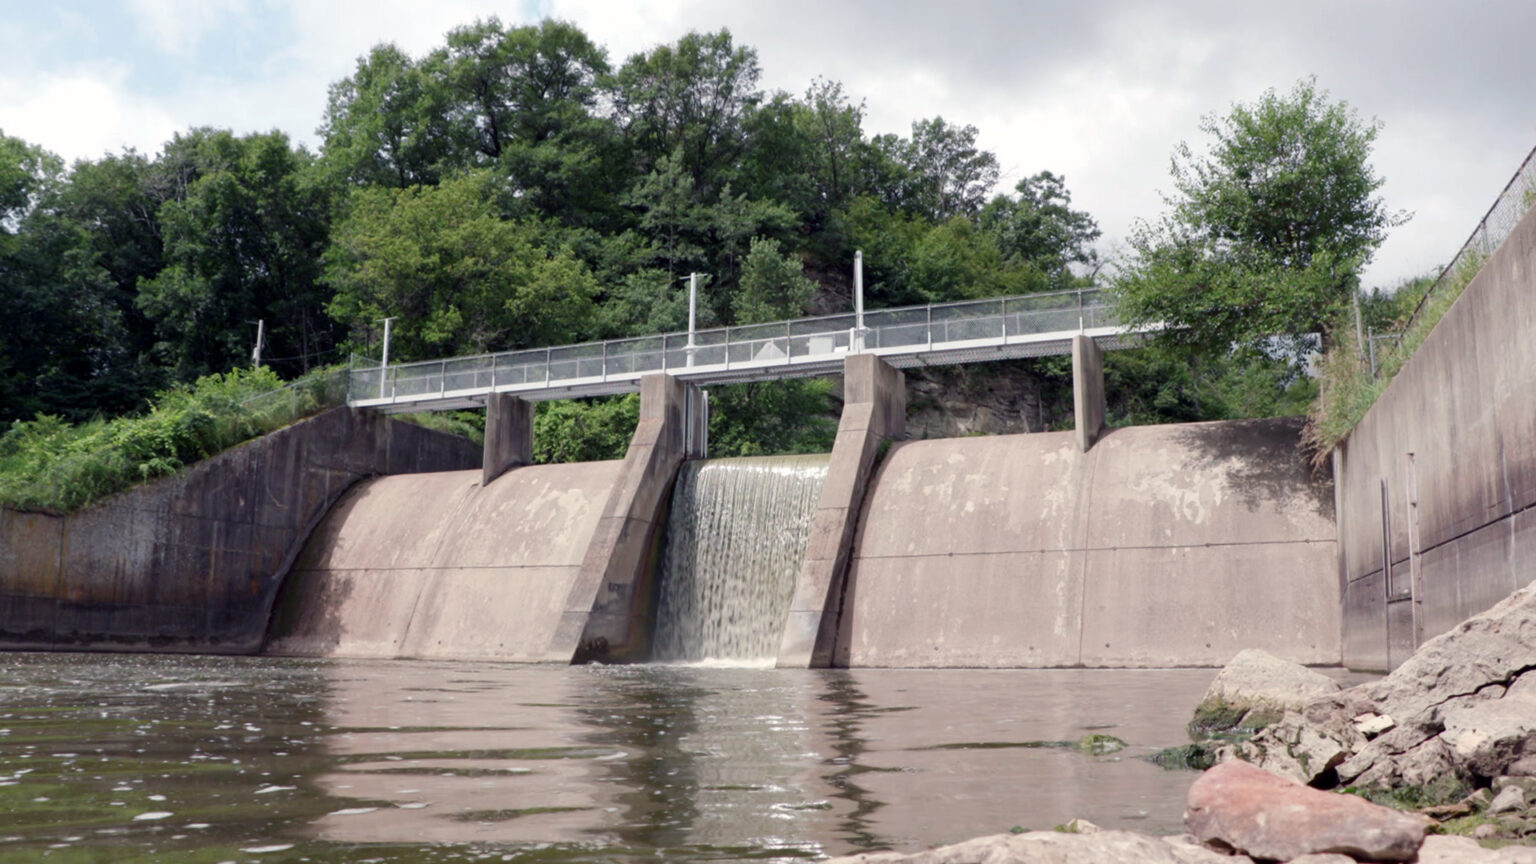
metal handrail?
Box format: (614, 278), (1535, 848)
(350, 288), (1118, 409)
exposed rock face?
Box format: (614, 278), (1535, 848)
(1222, 711), (1352, 785)
(1185, 760), (1427, 862)
(1208, 585), (1536, 793)
(902, 364), (1065, 440)
(1192, 649), (1341, 737)
(823, 829), (1253, 864)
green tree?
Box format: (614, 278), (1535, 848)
(873, 117), (999, 222)
(980, 171), (1101, 290)
(137, 130), (335, 381)
(320, 44), (459, 188)
(610, 29), (762, 192)
(323, 172), (599, 359)
(1114, 78), (1406, 353)
(733, 237), (815, 324)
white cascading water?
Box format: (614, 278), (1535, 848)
(651, 454), (830, 664)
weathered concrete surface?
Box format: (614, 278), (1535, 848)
(482, 393), (533, 486)
(844, 417), (1338, 667)
(1335, 194), (1536, 670)
(778, 355), (905, 667)
(0, 408), (479, 653)
(266, 460), (622, 660)
(551, 374), (700, 663)
(1072, 334), (1106, 452)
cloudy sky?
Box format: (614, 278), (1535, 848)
(2, 0), (1532, 290)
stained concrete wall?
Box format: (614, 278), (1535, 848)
(842, 417), (1338, 668)
(265, 461), (622, 660)
(1335, 201), (1536, 671)
(0, 408), (479, 653)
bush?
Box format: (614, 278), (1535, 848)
(0, 365), (349, 513)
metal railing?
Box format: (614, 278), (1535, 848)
(349, 288), (1121, 409)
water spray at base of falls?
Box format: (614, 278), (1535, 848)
(652, 454), (830, 664)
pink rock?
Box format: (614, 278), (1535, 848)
(1185, 760), (1426, 862)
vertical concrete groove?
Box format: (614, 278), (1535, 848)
(553, 374), (697, 664)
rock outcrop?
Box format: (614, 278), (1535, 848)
(1222, 584), (1536, 794)
(1191, 648), (1341, 738)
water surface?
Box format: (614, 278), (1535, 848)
(0, 654), (1218, 862)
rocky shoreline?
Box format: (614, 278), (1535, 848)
(829, 583), (1536, 864)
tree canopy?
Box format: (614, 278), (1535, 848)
(1114, 78), (1406, 354)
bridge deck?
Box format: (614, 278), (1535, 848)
(348, 288), (1145, 413)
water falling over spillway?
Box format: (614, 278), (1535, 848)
(652, 454), (830, 664)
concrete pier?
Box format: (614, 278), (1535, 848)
(777, 355), (905, 667)
(1072, 334), (1106, 452)
(552, 374), (704, 663)
(482, 393), (533, 486)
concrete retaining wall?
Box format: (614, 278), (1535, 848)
(843, 417), (1339, 668)
(0, 408), (479, 652)
(1335, 200), (1536, 670)
(265, 461), (622, 660)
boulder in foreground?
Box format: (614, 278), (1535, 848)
(824, 828), (1252, 863)
(1185, 760), (1426, 861)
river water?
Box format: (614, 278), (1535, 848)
(0, 654), (1221, 863)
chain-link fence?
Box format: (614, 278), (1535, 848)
(236, 365), (350, 428)
(1401, 144), (1536, 338)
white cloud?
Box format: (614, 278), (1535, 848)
(0, 67), (182, 163)
(126, 0), (251, 55)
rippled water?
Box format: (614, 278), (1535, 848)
(0, 654), (1223, 862)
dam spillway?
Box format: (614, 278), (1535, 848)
(265, 460), (622, 661)
(652, 455), (830, 664)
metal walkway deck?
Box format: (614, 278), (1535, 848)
(348, 287), (1145, 413)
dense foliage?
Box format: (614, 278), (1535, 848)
(1114, 79), (1405, 356)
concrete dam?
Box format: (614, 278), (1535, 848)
(252, 346), (1337, 668)
(12, 180), (1536, 669)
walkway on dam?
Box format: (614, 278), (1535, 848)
(347, 287), (1148, 413)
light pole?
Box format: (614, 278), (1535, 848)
(379, 316), (396, 399)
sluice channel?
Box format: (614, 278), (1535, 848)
(651, 454), (829, 664)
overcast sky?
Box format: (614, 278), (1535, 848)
(2, 0), (1532, 291)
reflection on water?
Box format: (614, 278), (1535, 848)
(0, 654), (1220, 862)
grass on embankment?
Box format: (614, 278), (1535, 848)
(1302, 252), (1485, 460)
(0, 366), (349, 514)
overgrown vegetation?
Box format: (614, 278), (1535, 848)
(0, 366), (346, 513)
(1303, 259), (1482, 455)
